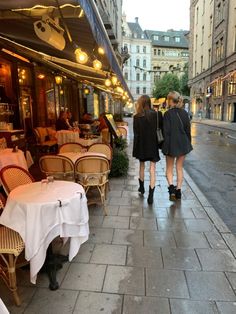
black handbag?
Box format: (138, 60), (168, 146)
(156, 112), (164, 144)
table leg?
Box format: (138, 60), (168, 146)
(45, 244), (69, 290)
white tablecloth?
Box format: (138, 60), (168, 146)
(0, 181), (89, 284)
(0, 148), (28, 171)
(56, 130), (80, 146)
(59, 152), (106, 164)
(0, 299), (9, 314)
(56, 130), (102, 147)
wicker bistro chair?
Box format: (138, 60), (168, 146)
(74, 156), (110, 215)
(87, 143), (112, 165)
(59, 143), (85, 154)
(39, 155), (74, 181)
(0, 165), (35, 195)
(0, 137), (7, 149)
(0, 194), (25, 306)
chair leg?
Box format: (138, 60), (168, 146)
(99, 185), (108, 216)
(8, 254), (21, 306)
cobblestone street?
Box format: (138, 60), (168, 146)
(1, 130), (236, 314)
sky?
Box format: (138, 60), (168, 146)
(122, 0), (190, 31)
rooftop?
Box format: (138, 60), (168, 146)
(145, 29), (189, 48)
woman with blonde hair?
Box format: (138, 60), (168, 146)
(162, 91), (193, 200)
(133, 95), (163, 204)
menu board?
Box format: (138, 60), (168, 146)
(104, 114), (119, 138)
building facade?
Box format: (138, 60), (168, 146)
(189, 0), (236, 122)
(145, 29), (189, 92)
(122, 17), (152, 101)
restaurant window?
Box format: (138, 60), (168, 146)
(136, 59), (140, 67)
(143, 87), (147, 94)
(136, 73), (140, 81)
(136, 87), (140, 94)
(143, 59), (147, 68)
(213, 78), (223, 97)
(228, 73), (236, 95)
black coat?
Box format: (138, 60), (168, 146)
(162, 108), (193, 157)
(56, 118), (70, 131)
(133, 109), (163, 162)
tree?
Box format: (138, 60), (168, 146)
(180, 63), (190, 96)
(153, 73), (180, 99)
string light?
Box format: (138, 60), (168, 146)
(111, 75), (118, 85)
(93, 59), (102, 70)
(98, 47), (105, 55)
(75, 48), (88, 64)
(55, 75), (63, 84)
(105, 78), (112, 87)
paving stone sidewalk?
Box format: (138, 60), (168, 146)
(1, 136), (236, 314)
(193, 119), (236, 133)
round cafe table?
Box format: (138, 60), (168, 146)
(56, 130), (102, 147)
(0, 180), (89, 288)
(0, 148), (28, 171)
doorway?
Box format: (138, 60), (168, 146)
(233, 103), (236, 123)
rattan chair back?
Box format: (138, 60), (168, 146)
(39, 155), (74, 180)
(59, 143), (85, 153)
(88, 143), (112, 163)
(0, 165), (35, 195)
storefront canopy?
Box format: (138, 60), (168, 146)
(0, 0), (132, 99)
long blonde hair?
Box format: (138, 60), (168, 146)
(167, 91), (183, 108)
(136, 95), (151, 115)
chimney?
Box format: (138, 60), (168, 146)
(135, 17), (139, 24)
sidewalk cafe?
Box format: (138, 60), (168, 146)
(0, 0), (132, 308)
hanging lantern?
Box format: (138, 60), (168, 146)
(37, 73), (45, 79)
(98, 47), (105, 55)
(84, 87), (90, 95)
(55, 75), (63, 85)
(75, 48), (88, 64)
(93, 59), (102, 70)
(111, 75), (118, 85)
(105, 78), (112, 87)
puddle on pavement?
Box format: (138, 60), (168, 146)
(208, 130), (226, 137)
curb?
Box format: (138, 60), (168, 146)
(193, 120), (236, 133)
(184, 169), (236, 257)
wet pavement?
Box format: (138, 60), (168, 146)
(1, 120), (236, 313)
(185, 122), (236, 234)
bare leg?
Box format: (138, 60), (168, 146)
(176, 155), (185, 189)
(166, 156), (175, 186)
(139, 161), (145, 181)
(149, 161), (156, 189)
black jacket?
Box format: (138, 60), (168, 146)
(133, 109), (163, 162)
(162, 108), (193, 157)
(56, 118), (70, 131)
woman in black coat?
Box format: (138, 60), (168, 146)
(133, 95), (163, 204)
(162, 91), (193, 201)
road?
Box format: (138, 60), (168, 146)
(185, 122), (236, 234)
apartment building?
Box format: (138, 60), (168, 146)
(189, 0), (236, 121)
(122, 16), (152, 101)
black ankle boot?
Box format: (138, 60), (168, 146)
(175, 189), (182, 200)
(147, 186), (155, 204)
(138, 179), (145, 195)
(168, 185), (176, 201)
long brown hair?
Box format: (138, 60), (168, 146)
(136, 95), (151, 115)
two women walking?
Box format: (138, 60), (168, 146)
(133, 92), (192, 204)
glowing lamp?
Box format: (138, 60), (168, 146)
(111, 75), (118, 85)
(75, 48), (88, 64)
(37, 73), (45, 79)
(98, 47), (105, 55)
(93, 59), (102, 70)
(55, 75), (63, 85)
(84, 87), (90, 95)
(105, 78), (112, 87)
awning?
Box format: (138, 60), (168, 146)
(0, 1), (132, 99)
